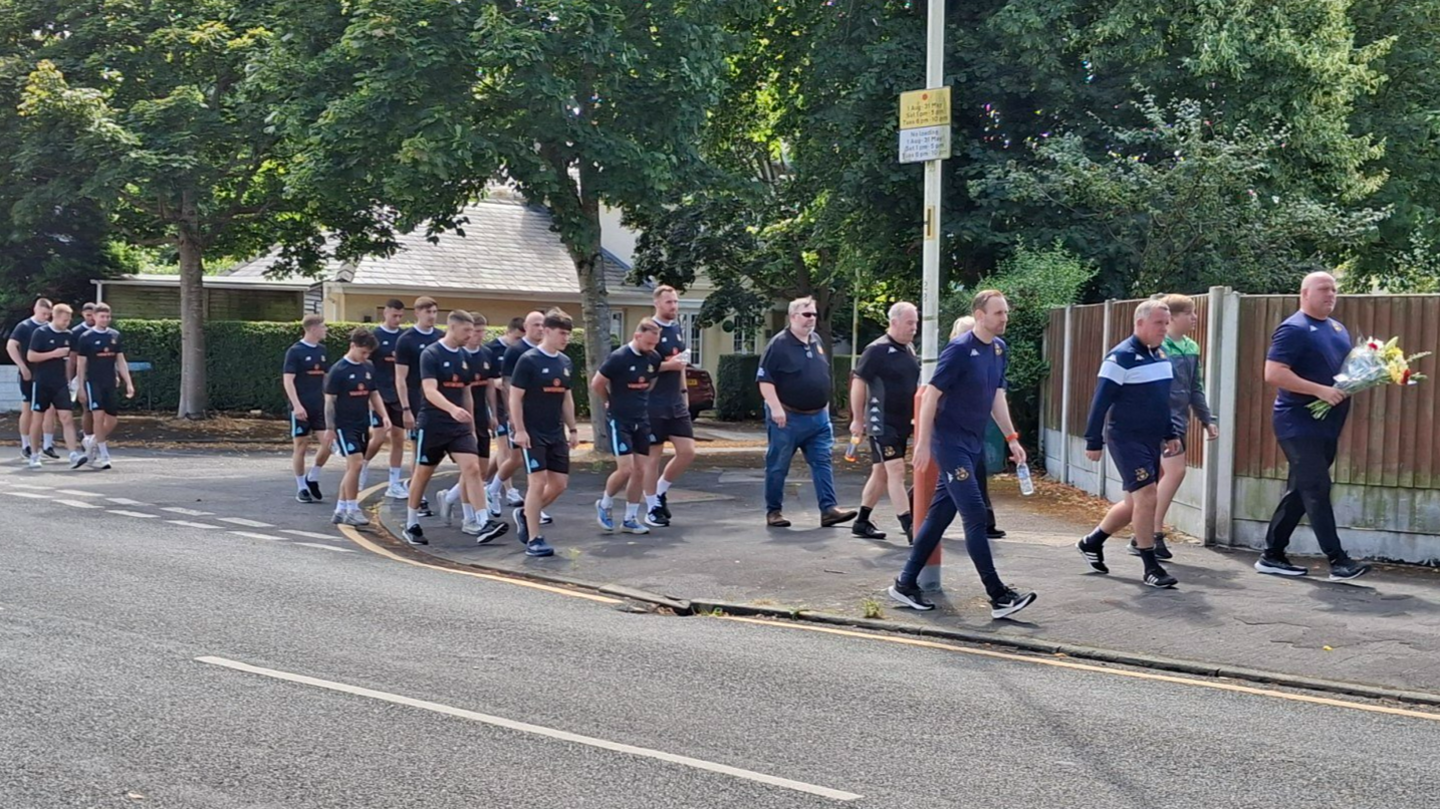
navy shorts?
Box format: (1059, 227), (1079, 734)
(607, 418), (651, 457)
(416, 429), (479, 467)
(870, 424), (912, 465)
(522, 433), (570, 475)
(371, 400), (402, 430)
(30, 382), (71, 413)
(85, 384), (120, 416)
(1109, 437), (1162, 492)
(335, 424), (371, 458)
(291, 402), (326, 438)
(18, 375), (34, 402)
(648, 413), (693, 444)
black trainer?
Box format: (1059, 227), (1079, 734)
(1144, 564), (1178, 588)
(307, 480), (323, 502)
(990, 588), (1037, 619)
(1254, 553), (1308, 577)
(1127, 537), (1173, 560)
(646, 506), (671, 528)
(296, 489), (315, 504)
(475, 519), (508, 545)
(898, 513), (914, 546)
(986, 527), (1006, 540)
(417, 497), (433, 518)
(887, 579), (934, 611)
(402, 524), (428, 546)
(851, 520), (887, 540)
(1328, 559), (1372, 583)
(1078, 539), (1109, 573)
(42, 446), (59, 459)
(20, 446), (30, 460)
(657, 492), (672, 520)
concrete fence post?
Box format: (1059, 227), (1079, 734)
(1212, 289), (1242, 546)
(1098, 299), (1114, 500)
(1060, 305), (1075, 486)
(1200, 286), (1226, 543)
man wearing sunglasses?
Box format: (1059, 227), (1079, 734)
(757, 297), (857, 528)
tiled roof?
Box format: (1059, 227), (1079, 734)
(225, 200), (640, 296)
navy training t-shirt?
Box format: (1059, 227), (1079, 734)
(27, 325), (74, 388)
(371, 325), (403, 403)
(502, 337), (539, 378)
(465, 344), (500, 428)
(78, 328), (123, 388)
(854, 334), (919, 431)
(1267, 311), (1352, 440)
(599, 344), (663, 423)
(649, 318), (688, 419)
(395, 326), (444, 407)
(325, 357), (378, 429)
(283, 340), (328, 405)
(417, 341), (473, 436)
(510, 347), (574, 440)
(10, 318), (44, 374)
(930, 331), (1007, 455)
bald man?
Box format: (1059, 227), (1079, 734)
(1255, 272), (1369, 582)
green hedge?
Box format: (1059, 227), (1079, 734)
(716, 354), (762, 420)
(116, 319), (590, 417)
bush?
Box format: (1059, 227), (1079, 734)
(116, 319), (591, 417)
(940, 241), (1093, 445)
(716, 354), (761, 420)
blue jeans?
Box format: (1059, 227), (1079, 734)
(764, 407), (838, 513)
(899, 443), (1005, 600)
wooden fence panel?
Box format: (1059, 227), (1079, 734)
(1066, 304), (1108, 434)
(1046, 308), (1065, 427)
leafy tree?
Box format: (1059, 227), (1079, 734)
(972, 98), (1388, 297)
(2, 2), (328, 417)
(276, 0), (737, 443)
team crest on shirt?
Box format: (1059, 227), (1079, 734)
(552, 378), (561, 386)
(563, 367), (570, 377)
(648, 365), (655, 373)
(1135, 467), (1151, 482)
(951, 466), (970, 482)
(1157, 348), (1167, 359)
(883, 445), (897, 459)
(1332, 322), (1342, 332)
(995, 344), (1003, 356)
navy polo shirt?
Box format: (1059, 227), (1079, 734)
(930, 331), (1008, 455)
(757, 329), (831, 412)
(1267, 311), (1352, 440)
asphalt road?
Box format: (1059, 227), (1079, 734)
(3, 451), (1439, 808)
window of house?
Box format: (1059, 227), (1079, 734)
(610, 310), (625, 345)
(680, 312), (703, 367)
(731, 320), (760, 355)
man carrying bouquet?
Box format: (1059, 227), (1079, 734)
(1256, 271), (1370, 582)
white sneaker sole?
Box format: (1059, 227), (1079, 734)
(886, 585), (934, 611)
(1254, 561), (1308, 577)
(990, 592), (1037, 619)
(621, 525), (650, 535)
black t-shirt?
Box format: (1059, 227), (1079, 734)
(465, 344), (500, 427)
(486, 337), (512, 420)
(649, 318), (688, 418)
(599, 344), (662, 423)
(854, 334), (919, 431)
(10, 318), (44, 373)
(325, 357), (377, 429)
(71, 322), (92, 341)
(28, 326), (74, 388)
(417, 341), (473, 436)
(371, 325), (403, 403)
(77, 328), (124, 388)
(502, 337), (540, 378)
(757, 329), (831, 412)
(510, 347), (573, 439)
(395, 326), (445, 407)
(283, 340), (328, 405)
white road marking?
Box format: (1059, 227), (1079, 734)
(162, 507), (213, 517)
(195, 656), (862, 802)
(217, 517), (274, 528)
(281, 529), (340, 541)
(295, 542), (357, 554)
(3, 491), (50, 500)
(54, 489), (105, 497)
(54, 499), (102, 509)
(107, 498), (148, 506)
(167, 520), (220, 530)
(109, 510), (157, 519)
(1, 482), (46, 489)
(229, 531), (284, 542)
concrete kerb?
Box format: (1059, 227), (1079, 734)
(357, 484), (1440, 711)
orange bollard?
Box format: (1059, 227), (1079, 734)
(910, 384), (942, 592)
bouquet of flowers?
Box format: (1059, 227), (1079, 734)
(1308, 336), (1431, 419)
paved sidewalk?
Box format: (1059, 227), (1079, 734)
(376, 463), (1440, 697)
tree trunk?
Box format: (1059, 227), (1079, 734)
(176, 190), (208, 419)
(574, 246), (612, 455)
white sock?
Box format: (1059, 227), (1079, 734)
(626, 502), (640, 520)
(358, 463), (370, 489)
(600, 492), (614, 509)
(348, 500), (362, 513)
(407, 507), (420, 527)
(98, 442), (109, 455)
(389, 467), (402, 485)
(445, 484), (462, 505)
(646, 494), (660, 509)
(20, 435), (30, 450)
(462, 503), (476, 521)
(43, 433), (54, 449)
(307, 465), (322, 482)
(335, 502), (346, 515)
(296, 475), (308, 491)
(657, 478), (672, 497)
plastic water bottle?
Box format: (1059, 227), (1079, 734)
(845, 435), (861, 463)
(1016, 462), (1035, 496)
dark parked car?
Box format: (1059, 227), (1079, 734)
(685, 365), (715, 421)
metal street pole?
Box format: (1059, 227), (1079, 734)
(915, 0), (945, 592)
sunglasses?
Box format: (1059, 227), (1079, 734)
(799, 312), (817, 319)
